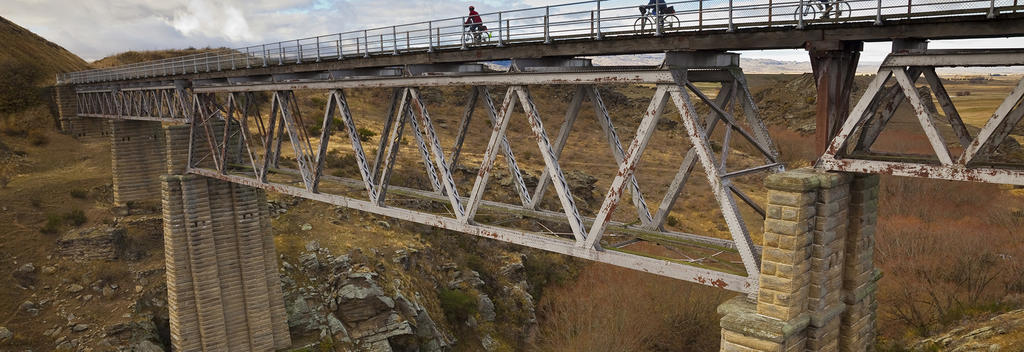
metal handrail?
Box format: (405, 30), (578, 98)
(58, 0), (1019, 84)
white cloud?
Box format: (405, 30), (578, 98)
(169, 0), (255, 42)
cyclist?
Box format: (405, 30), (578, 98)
(817, 0), (834, 19)
(640, 0), (669, 17)
(465, 6), (483, 33)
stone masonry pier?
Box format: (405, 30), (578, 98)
(719, 169), (880, 352)
(111, 120), (164, 207)
(161, 175), (290, 351)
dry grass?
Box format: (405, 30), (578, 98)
(533, 263), (725, 352)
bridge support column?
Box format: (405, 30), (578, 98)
(808, 41), (863, 155)
(161, 174), (291, 351)
(719, 169), (878, 352)
(111, 120), (165, 207)
(55, 84), (77, 132)
(56, 85), (108, 141)
(839, 174), (880, 352)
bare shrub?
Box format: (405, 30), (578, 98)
(875, 176), (1024, 339)
(533, 264), (723, 352)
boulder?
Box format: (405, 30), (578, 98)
(478, 294), (496, 322)
(0, 326), (11, 342)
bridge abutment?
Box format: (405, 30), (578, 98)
(719, 170), (879, 352)
(111, 120), (165, 207)
(56, 84), (108, 141)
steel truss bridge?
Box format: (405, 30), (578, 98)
(60, 0), (1024, 296)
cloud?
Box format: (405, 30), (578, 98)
(170, 0), (255, 42)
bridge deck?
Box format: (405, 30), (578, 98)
(59, 0), (1024, 86)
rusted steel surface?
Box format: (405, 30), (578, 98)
(189, 167), (752, 292)
(583, 86), (667, 249)
(820, 49), (1024, 185)
(172, 58), (786, 294)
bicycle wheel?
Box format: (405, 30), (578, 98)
(634, 17), (651, 35)
(836, 1), (852, 19)
(793, 4), (817, 22)
(662, 15), (680, 30)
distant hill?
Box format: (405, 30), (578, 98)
(0, 16), (89, 82)
(0, 16), (89, 133)
(91, 48), (225, 68)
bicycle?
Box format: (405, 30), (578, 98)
(793, 0), (852, 21)
(633, 7), (680, 35)
(462, 25), (492, 47)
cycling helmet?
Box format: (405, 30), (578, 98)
(469, 6), (475, 10)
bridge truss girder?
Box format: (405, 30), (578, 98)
(819, 49), (1024, 185)
(173, 59), (780, 294)
(75, 82), (192, 124)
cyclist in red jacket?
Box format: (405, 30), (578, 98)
(465, 6), (483, 32)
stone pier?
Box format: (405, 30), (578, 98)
(161, 122), (290, 351)
(55, 85), (108, 141)
(719, 169), (880, 352)
(111, 120), (165, 207)
(161, 175), (291, 351)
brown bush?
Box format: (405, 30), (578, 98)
(875, 176), (1024, 340)
(533, 264), (724, 352)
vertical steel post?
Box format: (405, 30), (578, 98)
(243, 48), (248, 69)
(342, 33), (350, 59)
(316, 36), (322, 62)
(498, 12), (504, 47)
(392, 26), (399, 55)
(597, 0), (603, 39)
(798, 0), (806, 29)
(875, 0), (883, 25)
(278, 42), (284, 65)
(728, 0), (735, 31)
(428, 21), (434, 52)
(989, 0), (997, 18)
(364, 30), (370, 57)
(699, 0), (704, 30)
(656, 6), (663, 36)
(908, 0), (912, 19)
(262, 44), (268, 67)
(544, 7), (551, 44)
(461, 17), (468, 50)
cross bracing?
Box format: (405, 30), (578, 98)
(101, 56), (785, 294)
(819, 49), (1024, 185)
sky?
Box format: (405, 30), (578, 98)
(3, 0), (1024, 64)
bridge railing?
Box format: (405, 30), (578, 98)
(58, 0), (1019, 85)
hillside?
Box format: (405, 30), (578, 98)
(0, 16), (89, 82)
(0, 16), (89, 136)
(90, 48), (224, 68)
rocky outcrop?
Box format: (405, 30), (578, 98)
(57, 226), (123, 261)
(912, 309), (1024, 352)
(284, 242), (451, 351)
